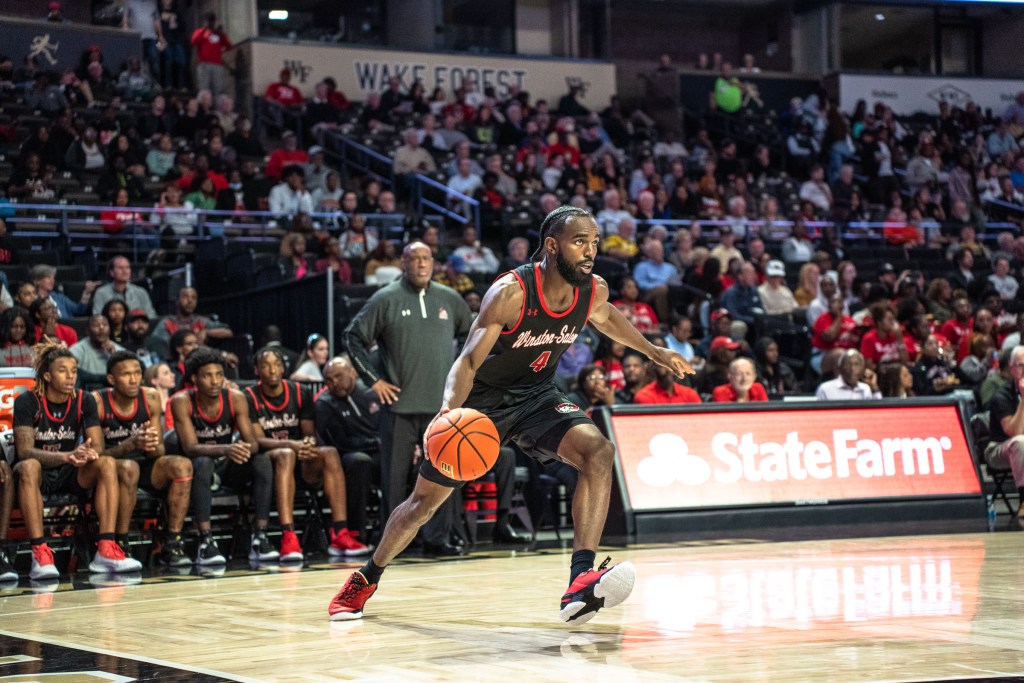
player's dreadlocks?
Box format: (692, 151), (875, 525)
(531, 205), (595, 261)
(254, 345), (287, 370)
(32, 342), (76, 398)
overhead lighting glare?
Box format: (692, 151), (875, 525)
(269, 10), (289, 20)
(875, 13), (885, 20)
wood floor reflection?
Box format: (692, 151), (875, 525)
(1, 533), (1022, 682)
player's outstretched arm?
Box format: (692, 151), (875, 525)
(440, 274), (524, 412)
(588, 276), (695, 377)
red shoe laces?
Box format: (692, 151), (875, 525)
(101, 540), (126, 560)
(34, 545), (54, 563)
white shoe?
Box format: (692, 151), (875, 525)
(29, 544), (60, 580)
(88, 540), (143, 573)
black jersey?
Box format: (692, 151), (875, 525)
(97, 388), (152, 458)
(186, 388), (236, 445)
(245, 381), (312, 442)
(13, 391), (100, 456)
(474, 262), (595, 391)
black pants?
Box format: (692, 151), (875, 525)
(381, 410), (472, 545)
(191, 454), (273, 526)
(339, 450), (376, 539)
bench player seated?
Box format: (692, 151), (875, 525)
(95, 351), (193, 567)
(171, 347), (275, 565)
(245, 347), (369, 561)
(13, 343), (142, 578)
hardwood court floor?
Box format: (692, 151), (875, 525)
(2, 532), (1024, 682)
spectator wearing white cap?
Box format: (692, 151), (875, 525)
(757, 260), (797, 315)
(303, 146), (330, 194)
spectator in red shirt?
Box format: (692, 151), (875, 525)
(612, 277), (659, 334)
(940, 296), (973, 351)
(711, 358), (768, 402)
(264, 68), (305, 130)
(265, 68), (304, 107)
(266, 130), (309, 181)
(810, 293), (859, 373)
(859, 303), (910, 369)
(100, 187), (147, 235)
(633, 362), (701, 405)
(902, 313), (931, 363)
(191, 12), (232, 96)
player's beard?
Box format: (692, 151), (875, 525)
(555, 251), (592, 288)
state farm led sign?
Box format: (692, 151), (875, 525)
(608, 404), (981, 511)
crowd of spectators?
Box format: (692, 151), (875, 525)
(6, 10), (1024, 572)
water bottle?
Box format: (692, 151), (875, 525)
(987, 495), (997, 532)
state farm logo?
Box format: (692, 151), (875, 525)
(636, 429), (955, 487)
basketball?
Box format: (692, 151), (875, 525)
(425, 408), (500, 481)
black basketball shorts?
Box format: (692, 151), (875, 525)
(419, 382), (593, 489)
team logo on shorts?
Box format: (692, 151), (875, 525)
(555, 402), (580, 414)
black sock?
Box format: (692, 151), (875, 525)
(30, 537), (44, 547)
(360, 558), (385, 585)
(98, 532), (116, 542)
(570, 550), (596, 583)
(332, 521), (347, 534)
(281, 524), (294, 533)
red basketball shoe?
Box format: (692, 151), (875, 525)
(328, 571), (377, 621)
(559, 557), (635, 625)
(279, 530), (304, 563)
(328, 528), (370, 558)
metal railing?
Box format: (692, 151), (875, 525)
(411, 173), (481, 227)
(322, 129), (395, 191)
(0, 201), (409, 262)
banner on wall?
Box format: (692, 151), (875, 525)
(838, 73), (1023, 117)
(0, 16), (140, 73)
(245, 40), (617, 110)
(603, 401), (981, 512)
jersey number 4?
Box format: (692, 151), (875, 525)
(529, 351), (551, 373)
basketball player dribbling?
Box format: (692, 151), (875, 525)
(328, 206), (694, 624)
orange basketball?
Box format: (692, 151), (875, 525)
(425, 408), (500, 481)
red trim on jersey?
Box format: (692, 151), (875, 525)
(42, 395), (72, 425)
(501, 270), (528, 335)
(257, 381), (290, 413)
(109, 393), (139, 422)
(196, 391), (225, 424)
(584, 275), (597, 323)
(534, 264), (579, 319)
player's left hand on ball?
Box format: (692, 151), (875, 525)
(422, 408), (450, 457)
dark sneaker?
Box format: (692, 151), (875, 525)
(0, 546), (17, 582)
(196, 533), (226, 566)
(559, 557), (635, 625)
(328, 571), (377, 621)
(161, 538), (191, 567)
(249, 530), (280, 563)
